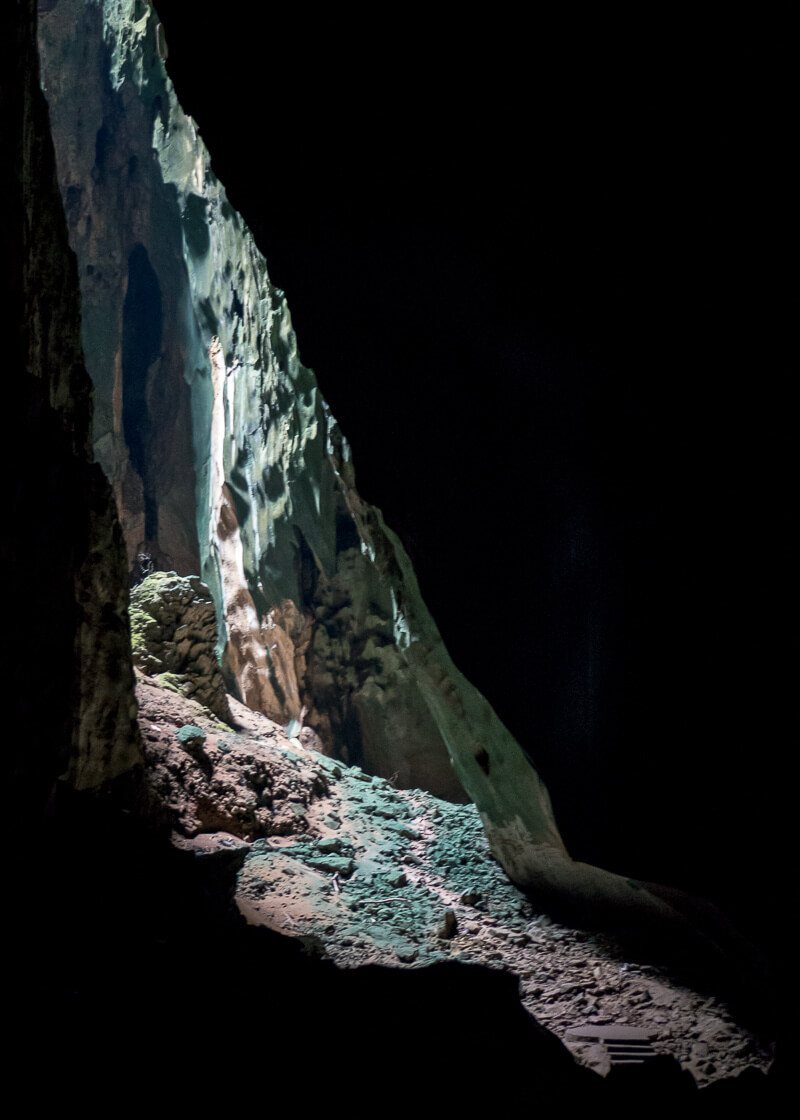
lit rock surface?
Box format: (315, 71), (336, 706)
(37, 0), (563, 830)
(135, 670), (772, 1091)
(130, 570), (232, 723)
(33, 2), (773, 953)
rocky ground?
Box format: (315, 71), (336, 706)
(137, 670), (773, 1089)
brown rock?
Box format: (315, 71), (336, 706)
(436, 909), (458, 939)
(130, 572), (232, 723)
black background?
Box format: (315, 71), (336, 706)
(155, 3), (793, 943)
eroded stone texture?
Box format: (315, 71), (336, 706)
(38, 1), (570, 841)
(38, 0), (199, 578)
(5, 0), (141, 798)
(130, 570), (232, 722)
(34, 3), (781, 951)
(136, 673), (328, 840)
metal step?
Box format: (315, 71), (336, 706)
(565, 1024), (660, 1066)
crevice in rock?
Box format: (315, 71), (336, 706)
(122, 243), (162, 484)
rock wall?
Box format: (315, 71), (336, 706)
(37, 0), (199, 578)
(4, 0), (141, 801)
(17, 1), (766, 947)
(38, 0), (569, 852)
(130, 570), (232, 722)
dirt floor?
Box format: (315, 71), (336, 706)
(136, 670), (773, 1086)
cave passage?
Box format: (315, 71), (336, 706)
(122, 243), (163, 539)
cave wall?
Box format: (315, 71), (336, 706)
(38, 0), (564, 820)
(37, 0), (199, 578)
(14, 0), (784, 945)
(3, 11), (600, 1089)
(3, 0), (141, 801)
(32, 1), (698, 909)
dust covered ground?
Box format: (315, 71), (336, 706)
(137, 670), (773, 1086)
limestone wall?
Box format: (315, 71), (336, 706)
(38, 0), (567, 836)
(5, 0), (141, 799)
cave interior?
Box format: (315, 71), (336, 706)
(4, 0), (794, 1105)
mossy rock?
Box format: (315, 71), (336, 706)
(129, 573), (232, 723)
(175, 724), (206, 748)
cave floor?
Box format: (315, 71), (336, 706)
(136, 671), (772, 1086)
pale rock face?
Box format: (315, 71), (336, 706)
(22, 3), (770, 969)
(38, 0), (567, 850)
(38, 0), (198, 577)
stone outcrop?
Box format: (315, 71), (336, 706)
(136, 673), (328, 839)
(30, 1), (659, 908)
(37, 0), (199, 579)
(130, 570), (232, 722)
(34, 1), (772, 959)
(4, 0), (141, 804)
(38, 0), (487, 804)
(4, 9), (777, 1109)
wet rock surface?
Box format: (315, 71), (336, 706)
(137, 673), (773, 1090)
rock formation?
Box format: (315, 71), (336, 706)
(31, 1), (775, 967)
(4, 0), (141, 804)
(39, 0), (470, 801)
(130, 570), (232, 722)
(37, 0), (565, 836)
(6, 3), (780, 1107)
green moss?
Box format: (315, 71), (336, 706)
(175, 724), (206, 747)
(128, 604), (150, 659)
(154, 671), (190, 697)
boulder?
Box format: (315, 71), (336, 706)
(130, 571), (232, 723)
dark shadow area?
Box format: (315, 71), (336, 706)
(7, 787), (592, 1107)
(6, 787), (783, 1109)
(155, 4), (794, 957)
(6, 1), (792, 1107)
(122, 242), (163, 539)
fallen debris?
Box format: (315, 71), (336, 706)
(137, 672), (773, 1088)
